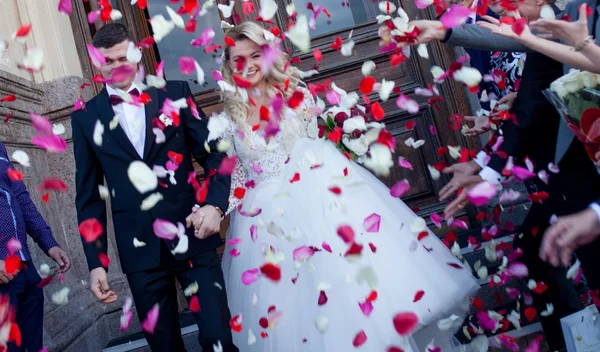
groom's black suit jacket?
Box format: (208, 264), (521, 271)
(71, 81), (230, 274)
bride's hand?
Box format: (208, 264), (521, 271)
(186, 205), (222, 239)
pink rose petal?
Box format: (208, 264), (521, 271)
(326, 90), (341, 105)
(476, 311), (496, 331)
(430, 213), (443, 228)
(229, 248), (240, 257)
(250, 225), (258, 241)
(32, 135), (67, 153)
(525, 335), (543, 352)
(218, 156), (237, 175)
(120, 310), (133, 331)
(239, 206), (262, 217)
(141, 304), (160, 334)
(507, 262), (529, 278)
(390, 179), (410, 197)
(212, 70), (223, 82)
(242, 268), (260, 285)
(440, 5), (470, 28)
(74, 98), (85, 112)
(261, 43), (282, 74)
(87, 10), (99, 24)
(179, 56), (195, 75)
(467, 181), (498, 206)
(363, 213), (381, 233)
(352, 330), (368, 347)
(227, 238), (242, 245)
(398, 157), (413, 170)
(7, 238), (22, 255)
(30, 112), (53, 135)
(293, 245), (316, 261)
(396, 94), (419, 114)
(358, 300), (373, 316)
(512, 166), (536, 181)
(58, 0), (73, 15)
(449, 219), (468, 229)
(322, 241), (332, 253)
(87, 44), (106, 69)
(152, 219), (178, 240)
(111, 65), (135, 85)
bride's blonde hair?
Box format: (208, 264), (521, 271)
(221, 22), (304, 132)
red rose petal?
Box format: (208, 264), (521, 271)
(287, 90), (305, 109)
(7, 169), (23, 181)
(371, 101), (384, 121)
(413, 290), (425, 302)
(260, 263), (282, 282)
(4, 255), (20, 275)
(313, 48), (323, 63)
(98, 253), (110, 268)
(79, 218), (103, 242)
(318, 291), (328, 306)
(337, 225), (355, 243)
(524, 307), (537, 322)
(393, 312), (419, 336)
(359, 76), (376, 95)
(230, 314), (243, 332)
(289, 172), (300, 183)
(189, 295), (201, 313)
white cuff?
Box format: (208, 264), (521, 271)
(474, 151), (489, 168)
(479, 166), (503, 184)
(589, 203), (600, 224)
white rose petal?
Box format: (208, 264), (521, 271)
(128, 161), (158, 193)
(342, 116), (367, 133)
(566, 259), (580, 279)
(184, 282), (199, 296)
(109, 115), (120, 130)
(171, 233), (189, 254)
(454, 66), (482, 87)
(208, 113), (230, 142)
(410, 217), (427, 233)
(166, 6), (185, 28)
(448, 145), (461, 159)
(194, 60), (206, 86)
(378, 79), (395, 102)
(286, 15), (311, 53)
(218, 0), (235, 18)
(146, 74), (167, 89)
(417, 44), (429, 59)
(540, 5), (555, 19)
(110, 9), (123, 21)
(341, 40), (355, 57)
(98, 185), (109, 200)
(220, 21), (235, 29)
(141, 192), (164, 210)
(259, 0), (278, 20)
(53, 123), (66, 135)
(363, 143), (393, 176)
(342, 135), (369, 156)
(51, 287), (70, 305)
(428, 165), (441, 180)
(11, 150), (30, 167)
(93, 120), (104, 147)
(153, 128), (166, 144)
(247, 329), (257, 345)
(437, 314), (459, 331)
(541, 303), (554, 317)
(431, 66), (445, 81)
(133, 238), (146, 247)
(315, 316), (329, 332)
(22, 47), (44, 71)
(378, 1), (397, 14)
(150, 15), (174, 42)
(362, 61), (376, 76)
(39, 264), (51, 279)
(126, 42), (142, 64)
(356, 266), (378, 289)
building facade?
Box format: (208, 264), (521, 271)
(0, 0), (505, 351)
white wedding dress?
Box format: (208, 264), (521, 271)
(221, 89), (479, 352)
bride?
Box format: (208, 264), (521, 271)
(194, 21), (479, 351)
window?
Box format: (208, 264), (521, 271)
(292, 0), (380, 37)
(146, 1), (226, 94)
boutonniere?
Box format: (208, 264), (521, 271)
(159, 113), (173, 127)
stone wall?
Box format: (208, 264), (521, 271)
(0, 70), (136, 351)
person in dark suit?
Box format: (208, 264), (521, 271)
(71, 24), (237, 351)
(0, 141), (72, 351)
(406, 0), (600, 349)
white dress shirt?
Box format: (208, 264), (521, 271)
(106, 83), (146, 158)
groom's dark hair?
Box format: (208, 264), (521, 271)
(92, 23), (134, 49)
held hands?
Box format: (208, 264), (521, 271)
(529, 5), (590, 46)
(90, 267), (117, 303)
(48, 246), (72, 273)
(438, 161), (484, 220)
(0, 260), (16, 284)
(539, 208), (600, 267)
(186, 205), (222, 239)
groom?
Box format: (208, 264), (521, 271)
(71, 24), (237, 351)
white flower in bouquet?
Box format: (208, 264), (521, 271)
(580, 71), (599, 89)
(342, 116), (367, 134)
(363, 143), (394, 176)
(550, 79), (569, 99)
(342, 134), (369, 156)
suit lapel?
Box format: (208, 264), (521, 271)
(95, 88), (140, 160)
(143, 87), (160, 161)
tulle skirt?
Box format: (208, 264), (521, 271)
(222, 138), (479, 351)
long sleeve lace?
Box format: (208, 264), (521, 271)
(221, 120), (247, 216)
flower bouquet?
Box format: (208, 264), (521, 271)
(316, 105), (396, 176)
(543, 70), (600, 169)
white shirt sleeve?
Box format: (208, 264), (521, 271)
(474, 150), (504, 184)
(474, 151), (489, 168)
(590, 203), (600, 224)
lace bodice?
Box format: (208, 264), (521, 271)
(221, 88), (318, 215)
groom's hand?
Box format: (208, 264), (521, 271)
(90, 267), (118, 303)
(410, 20), (447, 44)
(187, 205), (222, 239)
